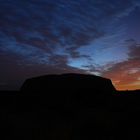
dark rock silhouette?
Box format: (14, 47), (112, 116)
(20, 73), (116, 92)
(16, 74), (117, 139)
(20, 74), (116, 108)
(1, 74), (140, 140)
(15, 74), (117, 139)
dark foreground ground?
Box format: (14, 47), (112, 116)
(0, 90), (140, 140)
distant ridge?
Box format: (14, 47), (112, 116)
(20, 73), (116, 93)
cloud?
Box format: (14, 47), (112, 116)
(0, 51), (85, 90)
(1, 0), (140, 62)
(128, 43), (140, 59)
(102, 42), (140, 90)
(1, 0), (140, 90)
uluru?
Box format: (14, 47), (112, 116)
(20, 73), (116, 92)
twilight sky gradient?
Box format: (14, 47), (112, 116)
(0, 0), (140, 90)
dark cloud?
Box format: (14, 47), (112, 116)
(1, 0), (139, 61)
(78, 39), (140, 90)
(129, 44), (140, 59)
(48, 54), (68, 67)
(0, 52), (85, 90)
(102, 41), (140, 90)
(1, 0), (140, 90)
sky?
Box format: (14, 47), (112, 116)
(0, 0), (140, 90)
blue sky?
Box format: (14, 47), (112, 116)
(0, 0), (140, 90)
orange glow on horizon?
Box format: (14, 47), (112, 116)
(112, 81), (140, 91)
(102, 59), (140, 91)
